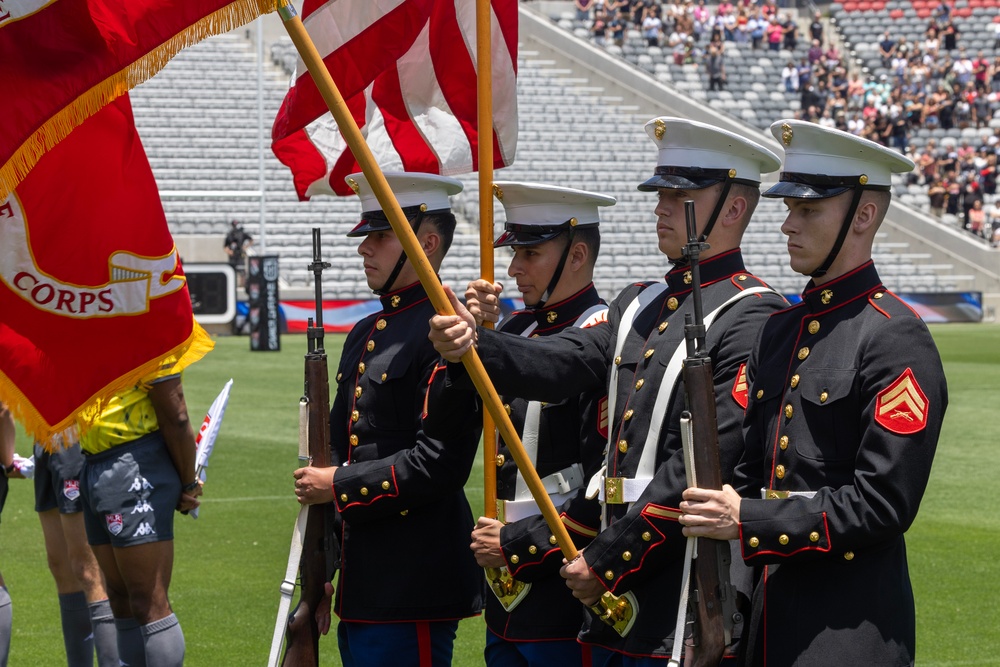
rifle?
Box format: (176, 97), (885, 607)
(678, 200), (740, 667)
(271, 229), (337, 667)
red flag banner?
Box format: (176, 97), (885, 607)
(0, 0), (279, 201)
(0, 96), (213, 445)
(271, 0), (518, 199)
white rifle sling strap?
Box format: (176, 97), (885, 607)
(592, 286), (774, 528)
(668, 414), (700, 666)
(268, 398), (313, 667)
(504, 304), (608, 523)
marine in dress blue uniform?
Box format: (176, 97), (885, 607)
(430, 118), (787, 665)
(680, 121), (948, 667)
(469, 183), (614, 667)
(294, 173), (484, 667)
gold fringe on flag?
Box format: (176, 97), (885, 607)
(0, 0), (280, 201)
(0, 319), (215, 451)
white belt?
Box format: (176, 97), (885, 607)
(498, 490), (577, 523)
(760, 488), (817, 499)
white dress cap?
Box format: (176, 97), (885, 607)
(764, 119), (915, 199)
(344, 171), (463, 236)
(492, 181), (616, 247)
(638, 117), (781, 191)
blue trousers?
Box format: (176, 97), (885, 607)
(337, 619), (458, 667)
(589, 645), (739, 666)
(485, 628), (589, 667)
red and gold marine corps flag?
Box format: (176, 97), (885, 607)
(0, 96), (213, 445)
(0, 0), (279, 201)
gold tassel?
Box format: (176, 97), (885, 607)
(0, 319), (215, 451)
(0, 0), (280, 201)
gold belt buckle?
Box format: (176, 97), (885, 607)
(604, 477), (625, 504)
(765, 488), (790, 499)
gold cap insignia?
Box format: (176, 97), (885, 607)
(347, 178), (360, 194)
(781, 123), (793, 146)
(820, 289), (833, 305)
(493, 183), (503, 200)
(654, 118), (666, 140)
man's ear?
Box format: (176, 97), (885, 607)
(569, 239), (590, 271)
(853, 199), (880, 235)
(420, 227), (442, 259)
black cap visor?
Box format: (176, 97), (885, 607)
(494, 223), (570, 248)
(763, 172), (888, 200)
(638, 166), (738, 192)
(345, 204), (448, 237)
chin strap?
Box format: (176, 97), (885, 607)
(809, 186), (865, 278)
(698, 178), (735, 244)
(375, 209), (426, 295)
(532, 226), (576, 310)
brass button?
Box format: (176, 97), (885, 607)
(809, 531), (820, 542)
(495, 454), (505, 467)
(635, 378), (644, 391)
(622, 551), (632, 561)
(351, 410), (360, 423)
(756, 389), (764, 399)
(784, 404), (793, 419)
(504, 404), (511, 416)
(844, 551), (855, 561)
(618, 439), (628, 454)
(340, 494), (348, 502)
(391, 295), (401, 308)
(336, 372), (343, 382)
(641, 531), (651, 542)
(360, 487), (368, 496)
(355, 386), (363, 399)
(604, 570), (614, 581)
(667, 297), (679, 311)
(546, 311), (557, 323)
(366, 340), (375, 352)
(614, 356), (622, 366)
(778, 534), (789, 545)
(381, 373), (387, 382)
(797, 347), (809, 360)
(358, 362), (366, 374)
(775, 464), (786, 479)
(748, 537), (759, 548)
(528, 546), (537, 555)
(549, 535), (558, 545)
(873, 292), (884, 300)
(819, 391), (829, 403)
(510, 555), (519, 564)
(658, 321), (668, 333)
(779, 435), (789, 450)
(683, 270), (692, 285)
(808, 320), (820, 335)
(376, 318), (387, 331)
(349, 434), (359, 446)
(644, 349), (654, 359)
(382, 481), (390, 490)
(623, 409), (634, 421)
(790, 374), (800, 389)
(737, 274), (748, 281)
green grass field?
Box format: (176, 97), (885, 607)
(2, 323), (998, 666)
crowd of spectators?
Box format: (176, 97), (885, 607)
(572, 0), (1000, 243)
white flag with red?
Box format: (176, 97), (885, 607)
(191, 378), (234, 518)
(272, 0), (518, 199)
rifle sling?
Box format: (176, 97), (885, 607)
(268, 506), (309, 667)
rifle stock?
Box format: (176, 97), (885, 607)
(281, 229), (335, 667)
(680, 201), (736, 667)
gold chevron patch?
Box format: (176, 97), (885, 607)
(597, 397), (609, 439)
(875, 368), (928, 435)
(732, 363), (749, 410)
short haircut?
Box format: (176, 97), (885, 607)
(420, 211), (457, 256)
(862, 189), (892, 226)
(573, 226), (602, 265)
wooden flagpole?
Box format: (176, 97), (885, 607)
(476, 0), (498, 520)
(276, 1), (579, 561)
